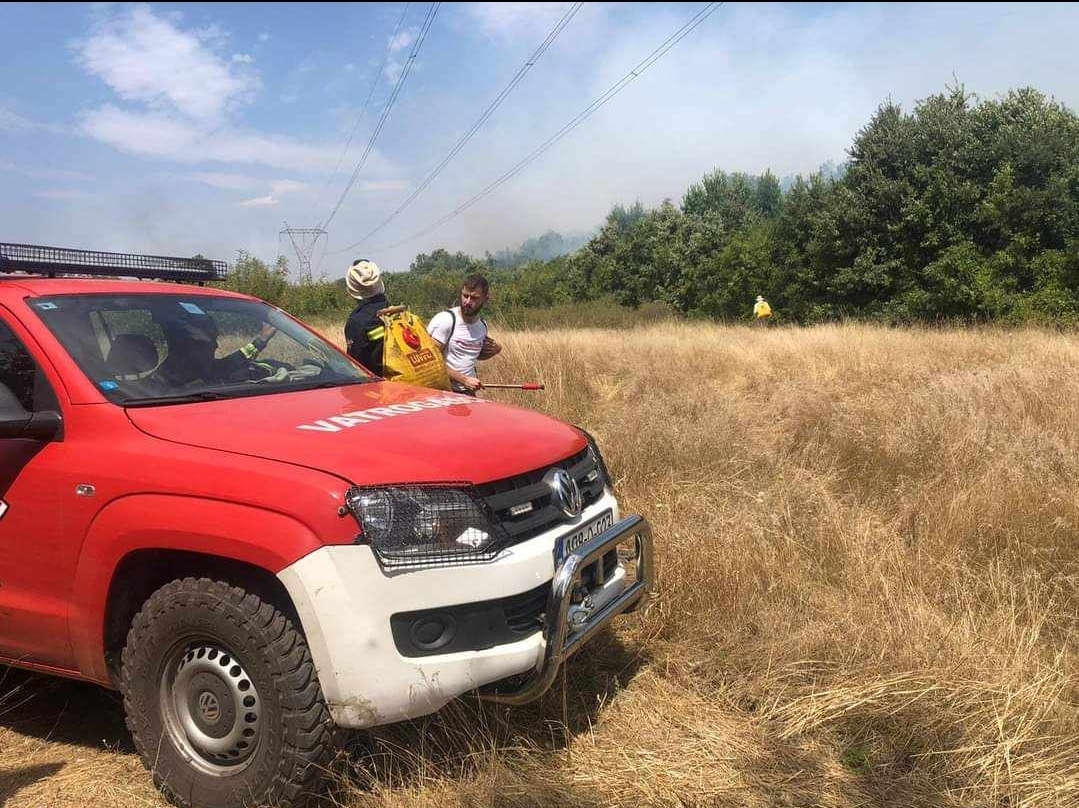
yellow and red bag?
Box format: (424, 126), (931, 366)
(377, 305), (451, 391)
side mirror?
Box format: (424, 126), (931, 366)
(0, 383), (62, 441)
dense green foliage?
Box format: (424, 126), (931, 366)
(215, 245), (663, 329)
(558, 85), (1079, 324)
(223, 85), (1079, 326)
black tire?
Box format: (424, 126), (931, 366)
(120, 577), (335, 808)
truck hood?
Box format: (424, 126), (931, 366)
(124, 383), (586, 485)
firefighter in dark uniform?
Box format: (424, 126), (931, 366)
(343, 259), (389, 375)
(154, 313), (278, 388)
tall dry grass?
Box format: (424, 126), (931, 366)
(2, 321), (1077, 807)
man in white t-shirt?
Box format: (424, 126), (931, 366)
(426, 274), (501, 394)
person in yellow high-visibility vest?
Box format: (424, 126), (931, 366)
(753, 295), (772, 324)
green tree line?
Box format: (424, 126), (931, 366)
(222, 84), (1079, 326)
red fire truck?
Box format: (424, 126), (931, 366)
(0, 243), (653, 808)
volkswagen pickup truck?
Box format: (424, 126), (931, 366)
(0, 243), (652, 808)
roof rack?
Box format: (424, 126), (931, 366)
(0, 242), (228, 283)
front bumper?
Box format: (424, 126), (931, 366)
(478, 514), (653, 704)
(277, 493), (652, 728)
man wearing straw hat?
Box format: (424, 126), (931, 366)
(343, 259), (390, 374)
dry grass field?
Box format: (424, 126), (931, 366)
(2, 322), (1077, 807)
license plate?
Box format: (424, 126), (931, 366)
(555, 510), (613, 564)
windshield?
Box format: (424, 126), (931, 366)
(30, 293), (374, 405)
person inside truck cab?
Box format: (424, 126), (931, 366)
(154, 312), (277, 388)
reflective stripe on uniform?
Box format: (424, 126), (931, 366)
(366, 326), (385, 341)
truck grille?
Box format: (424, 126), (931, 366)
(476, 447), (606, 545)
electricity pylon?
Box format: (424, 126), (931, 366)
(279, 224), (327, 280)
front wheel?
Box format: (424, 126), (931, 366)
(120, 578), (334, 808)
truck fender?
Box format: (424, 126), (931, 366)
(68, 494), (324, 684)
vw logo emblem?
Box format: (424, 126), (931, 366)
(198, 691), (221, 724)
(544, 468), (583, 519)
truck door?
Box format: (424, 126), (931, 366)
(0, 314), (73, 669)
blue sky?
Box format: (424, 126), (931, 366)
(2, 2), (1078, 278)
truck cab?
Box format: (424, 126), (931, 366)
(0, 243), (653, 808)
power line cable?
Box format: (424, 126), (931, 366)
(360, 2), (721, 255)
(320, 1), (440, 232)
(312, 3), (411, 221)
(343, 2), (583, 251)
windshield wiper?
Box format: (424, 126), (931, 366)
(289, 378), (373, 391)
(120, 391), (227, 407)
(120, 378), (372, 406)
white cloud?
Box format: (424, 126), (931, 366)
(257, 32), (271, 43)
(0, 105), (65, 135)
(388, 29), (416, 53)
(270, 179), (309, 195)
(75, 5), (257, 122)
(238, 195), (277, 207)
(78, 105), (372, 173)
(71, 5), (401, 188)
(383, 28), (418, 82)
(194, 22), (230, 48)
(383, 60), (403, 84)
(462, 2), (577, 37)
(0, 106), (35, 131)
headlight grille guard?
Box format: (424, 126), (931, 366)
(574, 426), (615, 491)
(344, 483), (512, 569)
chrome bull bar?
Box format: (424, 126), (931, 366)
(478, 514), (653, 705)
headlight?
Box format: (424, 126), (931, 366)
(345, 485), (506, 567)
(576, 427), (614, 490)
